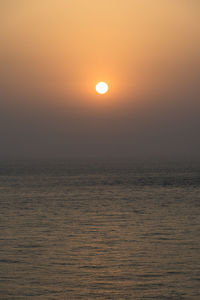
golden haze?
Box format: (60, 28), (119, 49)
(1, 0), (200, 108)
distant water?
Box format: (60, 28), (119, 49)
(0, 160), (199, 299)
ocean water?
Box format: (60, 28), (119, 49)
(0, 160), (199, 299)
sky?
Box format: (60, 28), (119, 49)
(0, 0), (200, 159)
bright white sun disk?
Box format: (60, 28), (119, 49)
(96, 82), (109, 94)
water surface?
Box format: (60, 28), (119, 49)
(0, 160), (199, 299)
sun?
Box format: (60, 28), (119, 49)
(96, 82), (109, 94)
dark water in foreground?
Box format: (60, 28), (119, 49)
(0, 160), (200, 299)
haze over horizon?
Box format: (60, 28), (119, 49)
(1, 0), (200, 159)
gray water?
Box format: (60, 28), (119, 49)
(0, 160), (200, 299)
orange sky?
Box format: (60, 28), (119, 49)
(1, 1), (199, 102)
(0, 1), (200, 158)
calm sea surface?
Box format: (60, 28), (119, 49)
(0, 160), (199, 299)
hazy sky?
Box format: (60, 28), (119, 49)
(1, 0), (200, 159)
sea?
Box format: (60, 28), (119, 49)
(0, 159), (199, 299)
